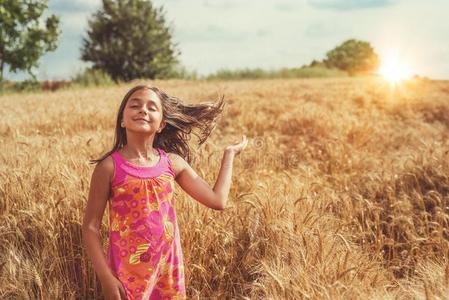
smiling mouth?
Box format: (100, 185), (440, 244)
(134, 119), (149, 123)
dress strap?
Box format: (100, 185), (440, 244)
(158, 148), (176, 178)
(111, 151), (128, 186)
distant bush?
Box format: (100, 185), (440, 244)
(14, 79), (43, 91)
(278, 66), (348, 78)
(0, 79), (42, 94)
(206, 66), (348, 80)
(0, 79), (72, 94)
(41, 80), (71, 91)
(169, 65), (198, 80)
(308, 60), (326, 68)
(206, 68), (269, 80)
(72, 69), (115, 87)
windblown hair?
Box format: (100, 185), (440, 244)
(90, 85), (225, 165)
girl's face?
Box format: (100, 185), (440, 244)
(121, 88), (165, 134)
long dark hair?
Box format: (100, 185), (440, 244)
(90, 85), (225, 165)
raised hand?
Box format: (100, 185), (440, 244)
(225, 134), (248, 155)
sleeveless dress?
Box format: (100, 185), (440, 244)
(106, 148), (186, 300)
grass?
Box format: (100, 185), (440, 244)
(1, 77), (449, 299)
(205, 66), (348, 80)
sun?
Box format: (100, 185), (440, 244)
(378, 55), (413, 84)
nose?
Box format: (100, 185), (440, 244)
(138, 107), (149, 115)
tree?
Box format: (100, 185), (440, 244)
(81, 0), (180, 82)
(0, 0), (60, 82)
(324, 39), (379, 74)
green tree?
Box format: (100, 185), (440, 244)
(0, 0), (60, 82)
(81, 0), (180, 82)
(324, 39), (379, 74)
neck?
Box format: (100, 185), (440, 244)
(123, 131), (157, 159)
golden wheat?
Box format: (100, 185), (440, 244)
(1, 77), (448, 299)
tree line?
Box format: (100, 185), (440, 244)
(0, 0), (380, 84)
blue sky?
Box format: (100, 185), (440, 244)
(6, 0), (449, 80)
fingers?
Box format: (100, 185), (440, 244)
(233, 135), (247, 142)
(230, 135), (248, 151)
(241, 135), (248, 147)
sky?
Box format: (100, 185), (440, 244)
(6, 0), (449, 80)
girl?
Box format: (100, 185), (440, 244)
(82, 85), (247, 300)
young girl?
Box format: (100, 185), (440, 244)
(82, 85), (247, 300)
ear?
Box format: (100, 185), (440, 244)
(158, 120), (166, 133)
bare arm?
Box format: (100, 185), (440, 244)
(81, 157), (127, 299)
(169, 135), (248, 210)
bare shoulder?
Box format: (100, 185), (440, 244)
(93, 155), (114, 185)
(167, 152), (184, 163)
(167, 152), (187, 178)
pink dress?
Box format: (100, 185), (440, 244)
(106, 148), (186, 300)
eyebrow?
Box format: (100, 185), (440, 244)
(129, 97), (158, 106)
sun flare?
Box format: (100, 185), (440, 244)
(378, 55), (413, 84)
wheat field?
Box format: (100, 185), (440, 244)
(1, 77), (449, 299)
